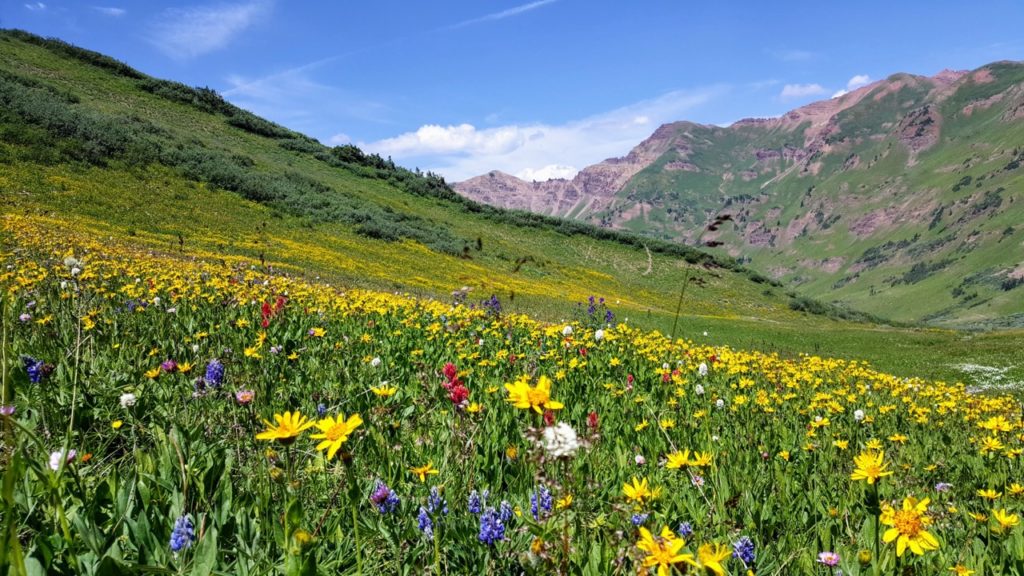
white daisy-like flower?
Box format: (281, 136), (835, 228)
(541, 422), (581, 459)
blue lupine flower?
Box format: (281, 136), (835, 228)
(481, 295), (502, 317)
(169, 515), (195, 553)
(204, 359), (224, 388)
(427, 486), (448, 515)
(317, 403), (327, 417)
(370, 480), (400, 514)
(499, 500), (513, 524)
(468, 490), (483, 514)
(733, 536), (756, 565)
(631, 513), (649, 527)
(478, 507), (505, 545)
(604, 309), (614, 323)
(417, 506), (433, 540)
(21, 356), (46, 383)
(530, 485), (553, 520)
(678, 521), (693, 539)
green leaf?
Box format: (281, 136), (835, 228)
(191, 526), (218, 576)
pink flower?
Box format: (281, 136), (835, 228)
(49, 449), (77, 471)
(817, 552), (840, 566)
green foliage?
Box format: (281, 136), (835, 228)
(225, 110), (298, 139)
(137, 78), (234, 115)
(1, 28), (145, 79)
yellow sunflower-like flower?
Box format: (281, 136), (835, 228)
(256, 411), (315, 445)
(689, 451), (713, 467)
(851, 451), (893, 484)
(309, 413), (363, 460)
(623, 476), (660, 507)
(977, 488), (1001, 500)
(410, 462), (439, 482)
(880, 496), (939, 557)
(696, 542), (731, 576)
(991, 508), (1020, 534)
(370, 384), (397, 397)
(666, 450), (691, 469)
(504, 375), (564, 413)
(636, 526), (696, 576)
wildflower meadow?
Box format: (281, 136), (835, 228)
(1, 213), (1022, 575)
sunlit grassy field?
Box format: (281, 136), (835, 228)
(2, 214), (1023, 575)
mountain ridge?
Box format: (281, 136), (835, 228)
(455, 61), (1024, 327)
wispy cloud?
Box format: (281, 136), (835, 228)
(149, 0), (271, 60)
(223, 1), (557, 101)
(780, 83), (827, 100)
(224, 69), (392, 138)
(446, 0), (558, 30)
(362, 87), (726, 182)
(93, 6), (126, 17)
(24, 2), (46, 11)
(832, 74), (872, 98)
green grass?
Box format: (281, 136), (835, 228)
(0, 29), (1021, 387)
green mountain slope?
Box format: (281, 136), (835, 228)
(458, 65), (1024, 327)
(1, 29), (1022, 384)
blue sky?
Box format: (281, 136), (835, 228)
(4, 1), (1024, 181)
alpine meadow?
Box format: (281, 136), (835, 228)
(1, 11), (1024, 576)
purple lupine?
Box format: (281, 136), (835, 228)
(478, 507), (505, 545)
(427, 486), (448, 515)
(169, 515), (195, 553)
(370, 480), (400, 514)
(21, 356), (49, 383)
(468, 490), (483, 514)
(530, 485), (552, 520)
(481, 295), (502, 317)
(733, 536), (755, 565)
(204, 359), (225, 388)
(417, 506), (434, 540)
(498, 500), (513, 524)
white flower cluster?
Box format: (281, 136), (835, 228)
(541, 422), (581, 459)
(120, 393), (137, 408)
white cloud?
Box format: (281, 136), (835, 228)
(149, 0), (271, 60)
(447, 0), (558, 30)
(516, 164), (577, 181)
(24, 2), (46, 11)
(846, 74), (871, 90)
(93, 6), (125, 16)
(780, 83), (827, 100)
(832, 74), (872, 98)
(328, 133), (352, 145)
(362, 87), (726, 182)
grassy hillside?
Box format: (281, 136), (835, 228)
(0, 30), (1021, 386)
(601, 68), (1024, 327)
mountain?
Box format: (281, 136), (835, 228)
(455, 64), (1024, 327)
